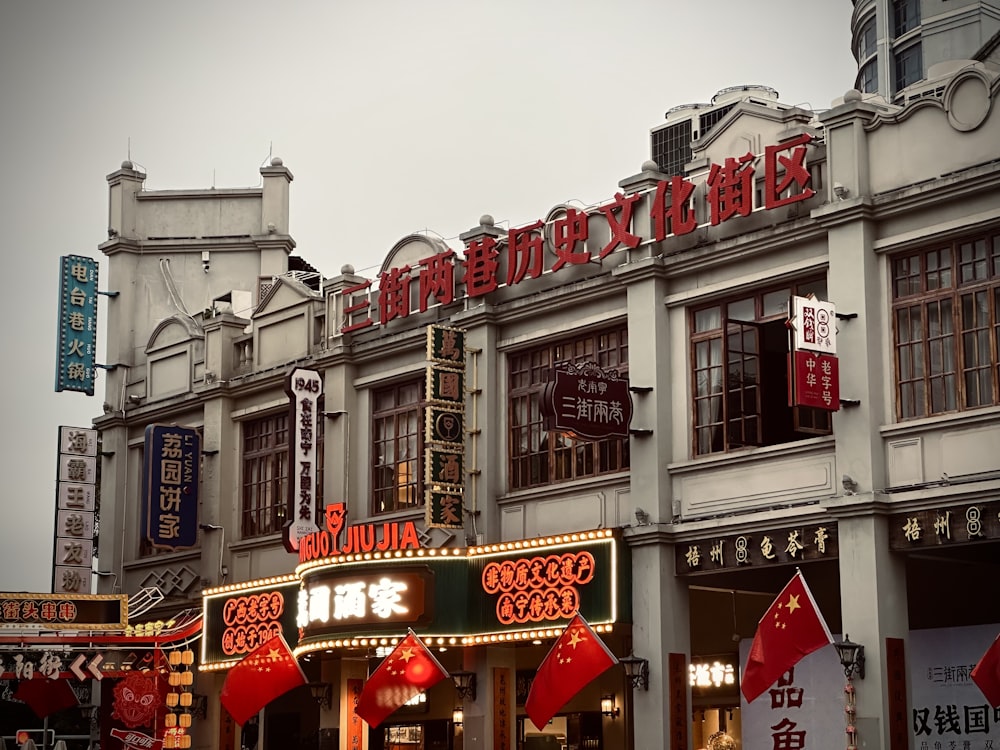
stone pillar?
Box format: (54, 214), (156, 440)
(463, 645), (515, 750)
(820, 96), (909, 750)
(626, 532), (691, 750)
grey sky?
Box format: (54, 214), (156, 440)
(0, 1), (857, 592)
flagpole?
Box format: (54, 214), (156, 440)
(407, 628), (451, 678)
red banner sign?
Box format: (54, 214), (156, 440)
(789, 351), (839, 411)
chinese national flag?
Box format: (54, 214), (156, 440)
(220, 634), (307, 725)
(971, 632), (1000, 708)
(525, 613), (618, 731)
(741, 570), (834, 703)
(14, 677), (79, 718)
(355, 630), (449, 728)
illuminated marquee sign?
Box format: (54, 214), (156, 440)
(141, 425), (200, 550)
(339, 135), (817, 334)
(202, 578), (300, 667)
(293, 529), (623, 655)
(474, 531), (618, 629)
(0, 593), (128, 630)
(482, 550), (595, 626)
(297, 569), (432, 630)
(297, 502), (422, 564)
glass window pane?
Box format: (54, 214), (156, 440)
(728, 298), (755, 322)
(763, 289), (791, 317)
(695, 307), (721, 332)
(798, 279), (828, 300)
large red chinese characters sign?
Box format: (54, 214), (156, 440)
(791, 351), (840, 410)
(482, 550), (596, 626)
(341, 134), (817, 332)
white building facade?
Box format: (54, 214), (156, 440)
(89, 57), (1000, 750)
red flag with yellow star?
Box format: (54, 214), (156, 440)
(741, 570), (834, 703)
(355, 630), (449, 728)
(220, 633), (307, 725)
(525, 613), (618, 730)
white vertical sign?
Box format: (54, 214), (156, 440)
(54, 426), (98, 594)
(740, 637), (844, 750)
(791, 295), (837, 354)
(282, 367), (323, 553)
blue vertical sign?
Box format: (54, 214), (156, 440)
(141, 425), (200, 549)
(54, 255), (99, 396)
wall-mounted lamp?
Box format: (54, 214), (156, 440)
(601, 694), (619, 718)
(620, 654), (650, 691)
(833, 634), (866, 681)
(452, 706), (464, 727)
(451, 670), (477, 702)
(307, 681), (332, 710)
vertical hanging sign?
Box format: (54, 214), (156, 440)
(788, 294), (840, 412)
(141, 425), (201, 550)
(424, 325), (466, 530)
(53, 426), (98, 594)
(54, 255), (99, 396)
(283, 367), (323, 553)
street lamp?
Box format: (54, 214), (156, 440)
(832, 634), (865, 750)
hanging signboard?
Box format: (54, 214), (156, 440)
(424, 325), (468, 529)
(53, 425), (99, 594)
(787, 294), (840, 412)
(540, 362), (633, 440)
(54, 255), (99, 395)
(141, 425), (200, 550)
(283, 367), (323, 553)
(789, 350), (840, 411)
(790, 295), (837, 354)
(0, 593), (128, 630)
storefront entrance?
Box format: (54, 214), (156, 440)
(518, 712), (604, 750)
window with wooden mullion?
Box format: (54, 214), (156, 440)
(507, 327), (629, 491)
(892, 233), (1000, 418)
(690, 278), (830, 456)
(241, 413), (289, 539)
(372, 381), (423, 515)
(726, 322), (762, 448)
